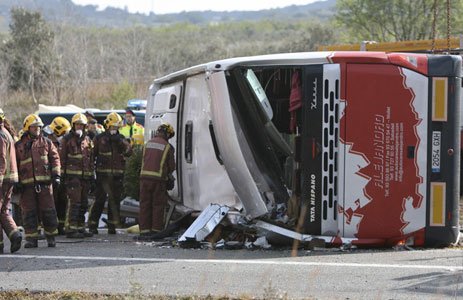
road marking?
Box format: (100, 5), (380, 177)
(1, 254), (462, 271)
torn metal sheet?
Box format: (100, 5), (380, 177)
(254, 220), (386, 246)
(178, 204), (230, 242)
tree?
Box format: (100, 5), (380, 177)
(6, 8), (56, 104)
(123, 146), (143, 201)
(334, 0), (463, 42)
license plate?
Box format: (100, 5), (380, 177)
(432, 131), (441, 172)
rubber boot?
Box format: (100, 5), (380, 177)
(66, 231), (84, 238)
(10, 231), (22, 253)
(78, 229), (93, 237)
(46, 235), (56, 247)
(136, 232), (152, 241)
(24, 238), (38, 248)
(89, 228), (99, 235)
(108, 226), (116, 235)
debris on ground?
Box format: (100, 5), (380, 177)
(124, 202), (427, 251)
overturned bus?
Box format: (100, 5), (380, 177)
(145, 52), (461, 247)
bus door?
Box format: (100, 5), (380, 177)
(146, 82), (183, 199)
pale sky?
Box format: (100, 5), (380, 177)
(71, 0), (321, 15)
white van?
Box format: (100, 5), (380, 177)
(146, 52), (461, 247)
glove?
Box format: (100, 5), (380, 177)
(52, 174), (61, 186)
(13, 183), (23, 194)
(166, 174), (175, 191)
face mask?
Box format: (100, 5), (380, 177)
(75, 129), (83, 137)
(57, 136), (63, 143)
(110, 130), (117, 135)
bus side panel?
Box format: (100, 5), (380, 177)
(341, 64), (428, 239)
(425, 55), (461, 246)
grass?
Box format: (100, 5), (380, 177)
(0, 291), (300, 300)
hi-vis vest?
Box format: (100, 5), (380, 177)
(140, 136), (175, 181)
(119, 122), (144, 139)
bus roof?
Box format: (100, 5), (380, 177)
(153, 52), (333, 86)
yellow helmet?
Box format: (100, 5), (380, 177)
(130, 133), (144, 146)
(50, 117), (71, 137)
(156, 122), (175, 139)
(71, 113), (88, 127)
(23, 114), (44, 132)
(104, 112), (123, 129)
(0, 108), (4, 120)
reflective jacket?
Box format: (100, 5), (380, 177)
(60, 131), (94, 179)
(94, 131), (132, 176)
(0, 124), (18, 184)
(140, 135), (175, 181)
(119, 122), (144, 139)
(15, 133), (60, 185)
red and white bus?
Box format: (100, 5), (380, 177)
(146, 51), (461, 247)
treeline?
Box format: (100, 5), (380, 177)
(0, 0), (336, 30)
(0, 8), (338, 128)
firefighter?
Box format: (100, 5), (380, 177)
(0, 109), (22, 253)
(15, 114), (60, 248)
(60, 113), (94, 238)
(119, 109), (144, 139)
(85, 111), (105, 134)
(87, 119), (100, 140)
(137, 123), (175, 241)
(49, 117), (71, 235)
(88, 112), (132, 234)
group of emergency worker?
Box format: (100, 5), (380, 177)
(0, 107), (177, 253)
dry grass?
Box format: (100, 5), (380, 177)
(0, 291), (280, 300)
(1, 79), (150, 130)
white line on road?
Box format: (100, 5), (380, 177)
(1, 254), (463, 271)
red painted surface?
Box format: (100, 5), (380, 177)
(387, 53), (428, 75)
(341, 64), (424, 239)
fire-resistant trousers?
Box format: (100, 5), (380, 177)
(20, 184), (58, 240)
(53, 183), (67, 229)
(88, 175), (123, 230)
(65, 177), (89, 232)
(0, 183), (19, 248)
(139, 179), (168, 233)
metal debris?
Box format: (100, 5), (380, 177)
(178, 204), (230, 244)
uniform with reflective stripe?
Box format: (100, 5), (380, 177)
(140, 136), (175, 181)
(119, 122), (144, 139)
(15, 134), (60, 185)
(94, 131), (132, 176)
(59, 131), (94, 179)
(0, 124), (18, 184)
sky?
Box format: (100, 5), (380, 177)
(71, 0), (321, 15)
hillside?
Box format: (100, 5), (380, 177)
(0, 0), (336, 31)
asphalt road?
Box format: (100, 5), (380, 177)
(1, 229), (463, 300)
